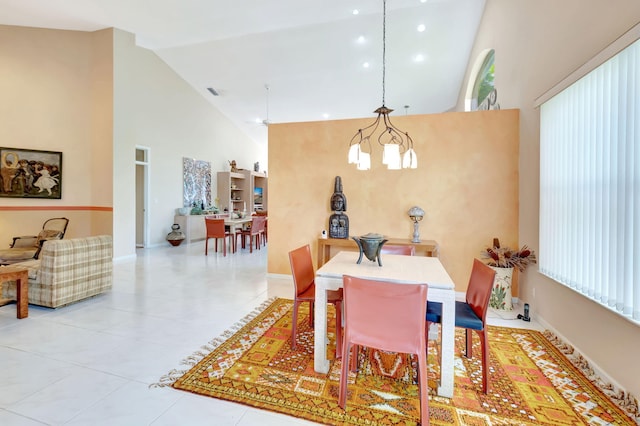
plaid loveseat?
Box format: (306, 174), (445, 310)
(2, 235), (113, 308)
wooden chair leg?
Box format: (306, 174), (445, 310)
(205, 237), (209, 255)
(465, 328), (473, 358)
(338, 341), (350, 408)
(417, 345), (430, 426)
(334, 301), (342, 358)
(308, 300), (314, 327)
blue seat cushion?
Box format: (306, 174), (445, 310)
(426, 301), (483, 331)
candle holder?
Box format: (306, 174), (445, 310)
(408, 206), (425, 243)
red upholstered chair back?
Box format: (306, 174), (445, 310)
(466, 258), (497, 325)
(205, 217), (226, 238)
(380, 244), (415, 256)
(342, 275), (427, 353)
(288, 244), (315, 296)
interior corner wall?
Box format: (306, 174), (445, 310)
(89, 28), (115, 236)
(111, 29), (267, 258)
(0, 25), (113, 243)
(460, 0), (640, 397)
(267, 109), (519, 291)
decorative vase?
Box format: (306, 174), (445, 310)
(166, 224), (186, 246)
(489, 266), (514, 310)
(352, 233), (388, 266)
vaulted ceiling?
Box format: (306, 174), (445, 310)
(0, 0), (486, 145)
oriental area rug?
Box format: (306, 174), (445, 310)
(154, 298), (639, 425)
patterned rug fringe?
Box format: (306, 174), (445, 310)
(150, 297), (279, 388)
(543, 330), (640, 424)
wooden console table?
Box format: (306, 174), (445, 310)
(0, 266), (29, 319)
(317, 237), (438, 267)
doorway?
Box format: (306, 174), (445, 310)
(135, 147), (150, 248)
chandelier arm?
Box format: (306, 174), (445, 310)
(360, 113), (383, 140)
(376, 114), (410, 151)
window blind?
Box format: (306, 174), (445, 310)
(539, 38), (640, 322)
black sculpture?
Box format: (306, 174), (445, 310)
(329, 176), (349, 239)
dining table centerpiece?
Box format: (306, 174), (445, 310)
(352, 233), (388, 266)
(480, 238), (536, 310)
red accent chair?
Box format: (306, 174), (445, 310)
(426, 258), (496, 393)
(339, 275), (429, 425)
(288, 244), (343, 357)
(236, 216), (266, 253)
(204, 217), (234, 256)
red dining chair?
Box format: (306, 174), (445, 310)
(289, 244), (343, 357)
(255, 210), (268, 244)
(426, 258), (496, 393)
(236, 216), (266, 253)
(339, 275), (429, 425)
(380, 244), (415, 256)
(204, 217), (234, 256)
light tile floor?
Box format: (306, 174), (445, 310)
(0, 242), (541, 425)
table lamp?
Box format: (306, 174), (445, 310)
(408, 206), (425, 243)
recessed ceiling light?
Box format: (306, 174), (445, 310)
(353, 9), (359, 15)
(420, 0), (427, 3)
(323, 113), (330, 119)
(417, 24), (426, 32)
(414, 54), (425, 62)
(357, 35), (366, 43)
(362, 62), (370, 68)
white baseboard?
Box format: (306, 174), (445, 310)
(534, 315), (630, 400)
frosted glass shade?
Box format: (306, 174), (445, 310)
(348, 144), (361, 164)
(382, 144), (401, 168)
(356, 152), (371, 170)
(402, 149), (418, 169)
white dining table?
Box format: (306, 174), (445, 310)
(314, 250), (456, 398)
(223, 216), (253, 233)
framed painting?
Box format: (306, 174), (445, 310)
(0, 147), (63, 199)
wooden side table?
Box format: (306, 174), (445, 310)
(317, 237), (439, 267)
(0, 266), (29, 319)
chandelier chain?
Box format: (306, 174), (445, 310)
(347, 0), (417, 170)
(382, 0), (386, 106)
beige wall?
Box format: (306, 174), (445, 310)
(112, 29), (268, 258)
(267, 109), (520, 291)
(0, 25), (268, 257)
(0, 25), (114, 241)
(462, 0), (640, 397)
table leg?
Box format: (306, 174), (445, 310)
(313, 278), (330, 374)
(432, 288), (455, 397)
(16, 273), (28, 319)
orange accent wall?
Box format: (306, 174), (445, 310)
(267, 109), (519, 291)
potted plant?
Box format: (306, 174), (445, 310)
(480, 238), (536, 310)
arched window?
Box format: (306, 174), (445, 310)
(465, 49), (497, 111)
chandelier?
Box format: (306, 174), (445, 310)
(348, 0), (417, 170)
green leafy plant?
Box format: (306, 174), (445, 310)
(481, 238), (537, 272)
